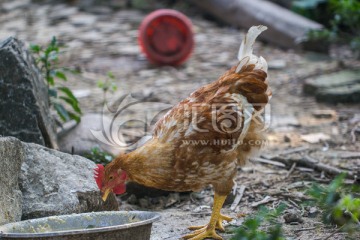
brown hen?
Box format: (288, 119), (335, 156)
(95, 25), (271, 240)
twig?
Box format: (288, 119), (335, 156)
(230, 185), (246, 211)
(286, 163), (297, 178)
(280, 146), (309, 156)
(288, 199), (300, 209)
(294, 226), (316, 232)
(253, 190), (313, 201)
(297, 167), (315, 172)
(263, 146), (309, 160)
(251, 195), (276, 207)
(250, 157), (286, 168)
(286, 181), (312, 190)
(350, 123), (359, 143)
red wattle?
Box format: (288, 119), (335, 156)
(113, 184), (126, 195)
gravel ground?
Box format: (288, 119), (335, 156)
(1, 1), (359, 239)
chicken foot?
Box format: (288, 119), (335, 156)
(183, 193), (231, 240)
(188, 213), (232, 232)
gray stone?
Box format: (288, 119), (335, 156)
(1, 0), (31, 12)
(58, 113), (124, 156)
(187, 0), (323, 49)
(70, 14), (97, 27)
(317, 84), (360, 103)
(0, 37), (58, 148)
(77, 0), (127, 11)
(49, 5), (78, 25)
(283, 210), (304, 224)
(268, 60), (287, 70)
(303, 70), (360, 103)
(20, 142), (118, 220)
(0, 137), (24, 225)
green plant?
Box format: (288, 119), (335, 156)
(307, 174), (360, 232)
(293, 0), (329, 21)
(327, 0), (360, 56)
(84, 147), (114, 165)
(30, 37), (82, 123)
(97, 71), (118, 104)
(294, 0), (360, 57)
(231, 204), (286, 240)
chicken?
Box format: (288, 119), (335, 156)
(94, 25), (271, 240)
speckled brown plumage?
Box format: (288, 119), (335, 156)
(99, 25), (271, 240)
(108, 62), (270, 196)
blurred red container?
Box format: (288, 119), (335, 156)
(138, 9), (194, 66)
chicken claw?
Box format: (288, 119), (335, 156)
(183, 193), (230, 240)
(188, 214), (233, 232)
(183, 227), (222, 240)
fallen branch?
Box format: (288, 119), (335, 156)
(250, 157), (286, 168)
(261, 146), (309, 160)
(253, 190), (313, 201)
(294, 226), (316, 232)
(279, 146), (309, 156)
(264, 154), (356, 179)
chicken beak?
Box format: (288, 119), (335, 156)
(102, 189), (111, 202)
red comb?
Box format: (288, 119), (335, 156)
(94, 164), (104, 189)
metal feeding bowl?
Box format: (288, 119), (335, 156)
(0, 211), (160, 240)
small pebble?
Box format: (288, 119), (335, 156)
(283, 211), (304, 224)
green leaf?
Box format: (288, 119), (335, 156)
(97, 81), (105, 89)
(30, 44), (41, 53)
(58, 87), (78, 103)
(107, 71), (115, 79)
(111, 82), (118, 92)
(51, 36), (57, 46)
(59, 96), (81, 114)
(68, 111), (81, 123)
(63, 67), (81, 75)
(53, 102), (70, 122)
(47, 76), (55, 85)
(55, 71), (67, 81)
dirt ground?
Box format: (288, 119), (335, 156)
(1, 1), (359, 239)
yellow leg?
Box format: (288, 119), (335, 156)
(183, 193), (232, 240)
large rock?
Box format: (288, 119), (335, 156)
(187, 0), (323, 49)
(0, 137), (24, 225)
(0, 37), (58, 148)
(20, 142), (118, 220)
(303, 70), (360, 103)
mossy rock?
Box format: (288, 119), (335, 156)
(303, 70), (360, 103)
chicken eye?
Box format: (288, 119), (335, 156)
(109, 176), (114, 180)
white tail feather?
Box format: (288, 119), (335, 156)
(236, 25), (268, 73)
